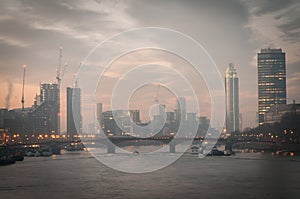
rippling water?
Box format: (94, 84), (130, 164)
(1, 150), (300, 199)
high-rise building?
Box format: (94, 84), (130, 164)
(225, 63), (239, 133)
(67, 87), (82, 138)
(186, 112), (197, 134)
(129, 110), (140, 135)
(175, 97), (186, 122)
(40, 83), (59, 102)
(96, 103), (103, 129)
(166, 112), (175, 124)
(257, 48), (286, 125)
(197, 116), (210, 137)
(129, 110), (140, 123)
(29, 83), (59, 135)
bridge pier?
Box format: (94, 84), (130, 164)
(169, 142), (176, 153)
(107, 142), (116, 154)
(225, 142), (232, 153)
(51, 145), (61, 155)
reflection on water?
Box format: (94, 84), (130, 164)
(1, 150), (300, 199)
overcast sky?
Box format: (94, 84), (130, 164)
(0, 0), (300, 131)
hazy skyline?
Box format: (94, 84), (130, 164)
(0, 0), (300, 131)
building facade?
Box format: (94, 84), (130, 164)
(257, 48), (286, 125)
(175, 97), (186, 123)
(67, 87), (82, 138)
(29, 83), (59, 135)
(264, 102), (300, 124)
(225, 63), (239, 133)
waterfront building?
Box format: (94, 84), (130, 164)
(101, 111), (122, 136)
(175, 97), (186, 123)
(264, 101), (300, 124)
(257, 48), (286, 125)
(29, 83), (59, 135)
(129, 110), (140, 124)
(186, 112), (197, 134)
(225, 63), (239, 133)
(129, 110), (140, 135)
(1, 108), (31, 136)
(96, 103), (102, 127)
(66, 87), (82, 139)
(197, 116), (210, 137)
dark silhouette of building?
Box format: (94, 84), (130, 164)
(257, 48), (286, 125)
(129, 110), (140, 123)
(197, 116), (210, 137)
(67, 87), (82, 139)
(1, 108), (30, 136)
(101, 111), (118, 136)
(29, 83), (59, 135)
(264, 101), (300, 124)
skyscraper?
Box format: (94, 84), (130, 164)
(41, 83), (60, 134)
(225, 63), (239, 133)
(67, 87), (82, 138)
(97, 103), (103, 128)
(175, 97), (186, 122)
(30, 83), (59, 135)
(40, 83), (59, 102)
(257, 48), (286, 125)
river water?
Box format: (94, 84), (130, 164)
(1, 150), (300, 199)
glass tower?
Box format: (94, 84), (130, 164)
(257, 48), (286, 125)
(225, 63), (239, 133)
(67, 87), (82, 138)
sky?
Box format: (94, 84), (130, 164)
(0, 0), (300, 132)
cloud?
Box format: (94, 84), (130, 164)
(1, 0), (300, 129)
(242, 0), (300, 64)
(0, 35), (31, 48)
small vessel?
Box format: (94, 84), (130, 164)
(0, 155), (16, 165)
(207, 146), (226, 156)
(191, 145), (200, 155)
(66, 143), (84, 151)
(133, 150), (139, 155)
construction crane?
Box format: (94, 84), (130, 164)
(21, 64), (26, 111)
(56, 47), (68, 86)
(73, 63), (81, 88)
(55, 47), (67, 135)
(56, 47), (63, 85)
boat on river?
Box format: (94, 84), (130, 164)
(206, 146), (232, 156)
(0, 154), (16, 165)
(191, 145), (200, 155)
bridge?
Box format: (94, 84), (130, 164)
(81, 136), (280, 154)
(1, 136), (284, 155)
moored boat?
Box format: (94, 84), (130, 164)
(207, 146), (231, 156)
(191, 145), (200, 155)
(0, 154), (16, 165)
